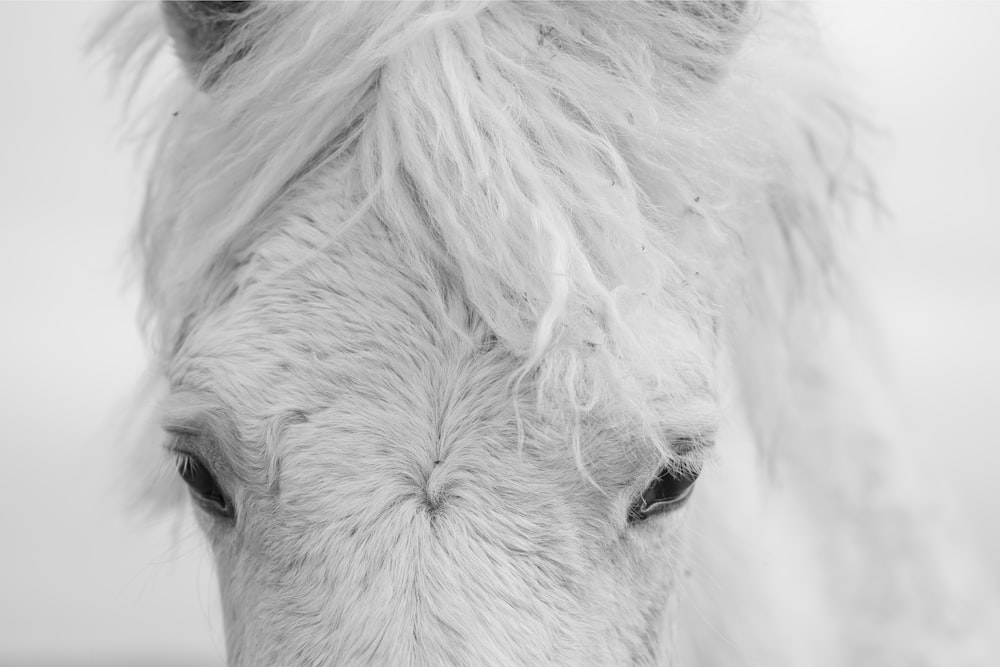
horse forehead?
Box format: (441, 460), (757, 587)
(171, 216), (513, 450)
(170, 215), (705, 485)
(180, 225), (459, 381)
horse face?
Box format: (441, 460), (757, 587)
(115, 1), (998, 665)
(162, 203), (709, 665)
(158, 204), (708, 664)
(137, 1), (745, 663)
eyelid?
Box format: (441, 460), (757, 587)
(161, 422), (231, 480)
(161, 411), (212, 438)
(158, 391), (231, 445)
(160, 406), (230, 457)
(163, 423), (203, 438)
(161, 424), (207, 458)
(671, 432), (715, 455)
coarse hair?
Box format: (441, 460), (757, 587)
(100, 0), (874, 473)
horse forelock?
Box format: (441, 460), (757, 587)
(104, 1), (875, 473)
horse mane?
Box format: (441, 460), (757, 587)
(100, 1), (874, 465)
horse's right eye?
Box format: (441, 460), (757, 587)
(627, 465), (700, 523)
(176, 452), (235, 520)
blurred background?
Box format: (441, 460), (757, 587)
(0, 2), (996, 665)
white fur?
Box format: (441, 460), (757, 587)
(99, 2), (998, 665)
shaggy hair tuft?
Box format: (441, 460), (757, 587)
(100, 0), (874, 468)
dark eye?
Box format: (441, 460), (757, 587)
(176, 453), (235, 520)
(627, 465), (699, 523)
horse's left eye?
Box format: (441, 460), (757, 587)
(176, 453), (234, 520)
(627, 465), (699, 523)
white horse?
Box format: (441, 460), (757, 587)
(104, 1), (998, 664)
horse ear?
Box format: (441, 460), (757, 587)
(161, 1), (254, 86)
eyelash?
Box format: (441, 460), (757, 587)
(173, 450), (236, 520)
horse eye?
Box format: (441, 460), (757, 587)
(175, 453), (235, 520)
(627, 465), (699, 523)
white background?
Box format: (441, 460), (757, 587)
(1, 2), (997, 664)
